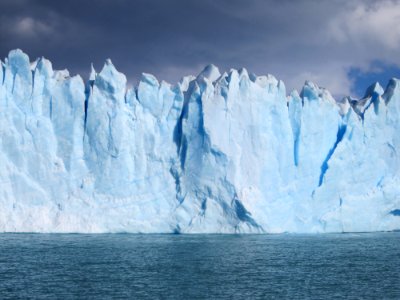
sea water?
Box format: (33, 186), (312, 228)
(0, 233), (399, 299)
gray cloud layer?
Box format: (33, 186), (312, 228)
(1, 0), (399, 96)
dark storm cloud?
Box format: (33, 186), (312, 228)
(1, 0), (399, 96)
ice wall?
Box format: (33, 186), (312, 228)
(0, 49), (399, 233)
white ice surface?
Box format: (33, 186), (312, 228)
(0, 49), (399, 233)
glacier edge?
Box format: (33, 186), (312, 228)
(0, 49), (400, 233)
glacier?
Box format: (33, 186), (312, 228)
(0, 49), (399, 233)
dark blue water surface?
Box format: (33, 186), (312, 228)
(0, 233), (399, 299)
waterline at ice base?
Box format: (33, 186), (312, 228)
(1, 49), (399, 233)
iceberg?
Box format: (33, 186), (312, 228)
(0, 49), (399, 233)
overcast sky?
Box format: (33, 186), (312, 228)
(1, 0), (400, 98)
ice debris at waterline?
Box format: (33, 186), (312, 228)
(0, 49), (399, 233)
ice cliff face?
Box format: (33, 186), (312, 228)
(0, 49), (399, 233)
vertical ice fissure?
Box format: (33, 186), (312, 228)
(318, 123), (347, 187)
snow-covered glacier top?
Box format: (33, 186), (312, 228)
(0, 49), (399, 233)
